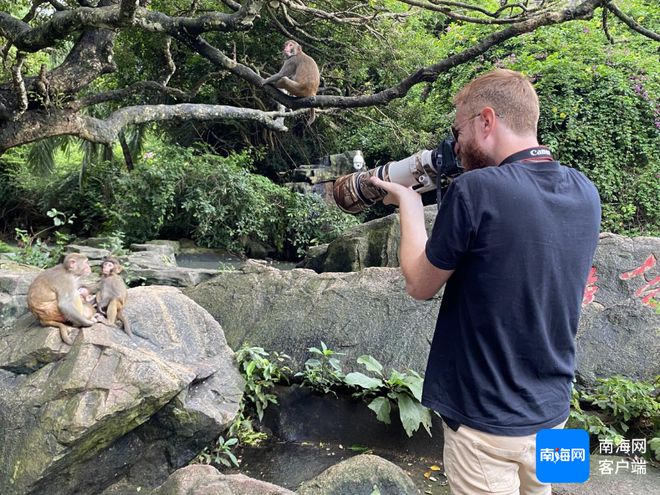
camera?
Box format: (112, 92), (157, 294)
(333, 136), (462, 214)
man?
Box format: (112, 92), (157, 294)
(370, 69), (601, 495)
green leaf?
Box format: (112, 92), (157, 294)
(400, 374), (424, 402)
(396, 393), (432, 437)
(357, 355), (384, 375)
(345, 372), (384, 390)
(368, 396), (392, 424)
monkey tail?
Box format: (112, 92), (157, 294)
(306, 108), (316, 126)
(118, 312), (133, 338)
(41, 320), (75, 346)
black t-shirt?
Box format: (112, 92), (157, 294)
(423, 158), (601, 436)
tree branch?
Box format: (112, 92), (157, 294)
(605, 1), (660, 42)
(160, 37), (176, 86)
(1, 0), (265, 52)
(119, 0), (139, 24)
(0, 104), (289, 150)
(69, 80), (190, 109)
(266, 0), (605, 110)
(11, 53), (28, 119)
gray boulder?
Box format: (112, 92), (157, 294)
(299, 205), (438, 272)
(150, 464), (295, 495)
(125, 250), (219, 287)
(184, 261), (440, 375)
(576, 233), (659, 386)
(130, 242), (177, 258)
(297, 454), (418, 495)
(186, 231), (659, 386)
(146, 240), (182, 255)
(65, 243), (112, 262)
(0, 286), (243, 495)
(0, 264), (40, 327)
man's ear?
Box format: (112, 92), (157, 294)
(479, 107), (498, 136)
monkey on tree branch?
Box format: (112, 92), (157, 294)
(0, 0), (657, 152)
(262, 39), (320, 125)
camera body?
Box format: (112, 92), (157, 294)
(333, 136), (463, 214)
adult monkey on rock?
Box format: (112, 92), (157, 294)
(263, 39), (320, 125)
(96, 256), (132, 338)
(27, 253), (96, 345)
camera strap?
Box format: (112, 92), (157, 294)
(498, 146), (554, 166)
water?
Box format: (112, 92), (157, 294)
(175, 252), (297, 271)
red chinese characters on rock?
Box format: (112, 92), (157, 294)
(582, 266), (599, 305)
(619, 254), (659, 308)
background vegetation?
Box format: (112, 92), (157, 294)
(0, 0), (658, 260)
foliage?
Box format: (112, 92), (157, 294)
(193, 435), (239, 468)
(194, 345), (291, 469)
(582, 376), (659, 435)
(344, 355), (432, 438)
(295, 342), (346, 396)
(286, 193), (360, 257)
(0, 140), (358, 260)
(297, 343), (431, 438)
(235, 345), (291, 422)
(98, 231), (128, 256)
(12, 209), (75, 268)
(333, 2), (660, 235)
(569, 387), (624, 446)
(570, 376), (660, 460)
(227, 414), (268, 447)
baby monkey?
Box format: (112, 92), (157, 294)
(96, 256), (132, 338)
(78, 286), (98, 320)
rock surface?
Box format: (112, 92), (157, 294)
(575, 233), (659, 386)
(186, 232), (659, 386)
(0, 264), (40, 327)
(297, 454), (419, 495)
(185, 261), (440, 376)
(0, 286), (243, 495)
(151, 464), (295, 495)
(553, 455), (660, 495)
(299, 205), (438, 272)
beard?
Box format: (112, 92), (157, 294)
(460, 138), (495, 171)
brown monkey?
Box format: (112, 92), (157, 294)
(27, 253), (96, 345)
(263, 40), (320, 124)
(96, 256), (132, 338)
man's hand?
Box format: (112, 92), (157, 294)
(368, 176), (422, 207)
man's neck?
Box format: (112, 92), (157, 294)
(491, 135), (540, 165)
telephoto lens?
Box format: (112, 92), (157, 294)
(333, 137), (461, 214)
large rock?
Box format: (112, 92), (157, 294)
(186, 232), (659, 386)
(0, 286), (243, 495)
(297, 454), (418, 495)
(576, 233), (659, 386)
(151, 464), (295, 495)
(124, 250), (219, 287)
(299, 205), (438, 272)
(185, 261), (440, 375)
(0, 264), (40, 327)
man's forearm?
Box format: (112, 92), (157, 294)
(398, 195), (428, 273)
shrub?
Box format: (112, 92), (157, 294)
(2, 141), (358, 259)
(570, 376), (660, 460)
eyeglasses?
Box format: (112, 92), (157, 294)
(451, 113), (481, 142)
(450, 111), (505, 141)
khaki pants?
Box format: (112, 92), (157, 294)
(442, 420), (567, 495)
